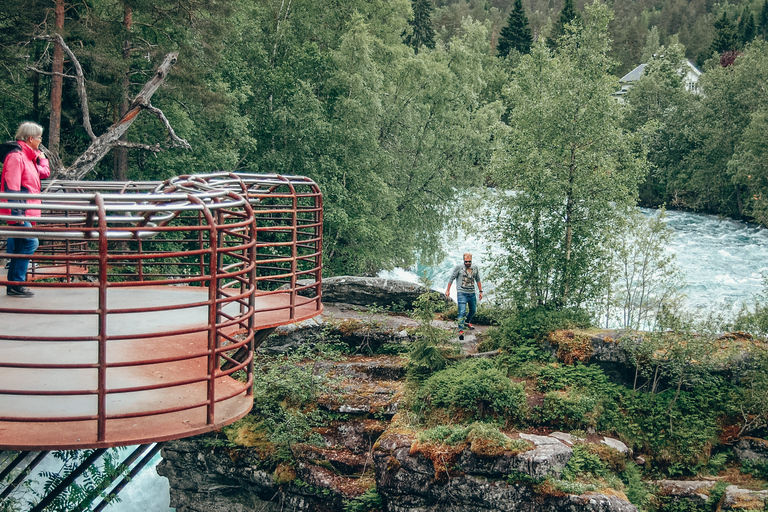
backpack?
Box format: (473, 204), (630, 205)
(0, 141), (21, 162)
(0, 141), (21, 184)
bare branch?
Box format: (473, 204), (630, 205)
(62, 52), (185, 180)
(34, 34), (96, 140)
(113, 141), (162, 152)
(24, 66), (77, 80)
(144, 104), (191, 149)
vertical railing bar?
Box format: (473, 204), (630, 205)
(188, 195), (218, 425)
(95, 193), (109, 443)
(315, 187), (323, 309)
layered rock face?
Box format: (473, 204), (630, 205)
(158, 349), (639, 512)
(373, 430), (637, 512)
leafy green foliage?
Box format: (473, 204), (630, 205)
(241, 343), (342, 467)
(740, 458), (768, 480)
(343, 488), (383, 512)
(728, 346), (768, 437)
(562, 444), (608, 480)
(620, 462), (651, 508)
(30, 449), (127, 511)
(491, 3), (646, 309)
(413, 359), (526, 423)
(407, 292), (455, 381)
(600, 208), (685, 331)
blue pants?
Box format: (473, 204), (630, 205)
(457, 292), (477, 330)
(6, 222), (38, 283)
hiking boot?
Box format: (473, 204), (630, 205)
(7, 285), (34, 297)
(467, 323), (475, 330)
(458, 330), (465, 340)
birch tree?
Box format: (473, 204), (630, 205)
(490, 1), (646, 309)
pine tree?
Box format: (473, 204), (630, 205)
(738, 6), (757, 47)
(547, 0), (579, 49)
(711, 11), (738, 54)
(757, 0), (768, 40)
(496, 0), (533, 57)
(404, 0), (436, 53)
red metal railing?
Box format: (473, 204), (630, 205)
(0, 173), (323, 449)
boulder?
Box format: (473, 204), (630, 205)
(654, 480), (715, 509)
(734, 436), (768, 464)
(720, 484), (768, 510)
(321, 276), (451, 308)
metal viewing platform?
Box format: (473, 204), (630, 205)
(0, 173), (323, 450)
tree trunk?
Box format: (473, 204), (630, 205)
(562, 149), (576, 303)
(113, 2), (133, 181)
(48, 0), (65, 153)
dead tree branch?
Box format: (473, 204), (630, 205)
(28, 35), (190, 180)
(33, 34), (95, 141)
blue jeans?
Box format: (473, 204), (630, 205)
(457, 292), (477, 330)
(6, 222), (38, 283)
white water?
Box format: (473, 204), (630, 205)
(381, 208), (768, 316)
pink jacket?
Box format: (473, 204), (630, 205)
(0, 141), (51, 221)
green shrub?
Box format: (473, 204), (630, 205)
(620, 462), (650, 508)
(740, 458), (768, 480)
(407, 292), (456, 381)
(562, 444), (608, 480)
(483, 305), (591, 370)
(497, 305), (593, 345)
(540, 390), (602, 431)
(343, 488), (383, 512)
(615, 389), (725, 475)
(531, 363), (622, 431)
(414, 359), (527, 422)
(535, 362), (620, 394)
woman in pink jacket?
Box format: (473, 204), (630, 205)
(1, 122), (51, 297)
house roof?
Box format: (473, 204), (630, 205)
(619, 60), (702, 84)
(619, 63), (646, 83)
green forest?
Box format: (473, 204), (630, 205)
(3, 0), (768, 285)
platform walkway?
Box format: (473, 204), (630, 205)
(0, 286), (322, 450)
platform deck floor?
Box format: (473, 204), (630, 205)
(0, 285), (322, 450)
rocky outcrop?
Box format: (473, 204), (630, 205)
(734, 436), (768, 464)
(159, 346), (638, 512)
(158, 437), (352, 512)
(372, 430), (637, 512)
(652, 480), (768, 511)
(720, 485), (768, 510)
(321, 276), (451, 308)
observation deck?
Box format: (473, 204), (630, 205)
(0, 173), (323, 450)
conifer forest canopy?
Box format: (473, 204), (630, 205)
(2, 0), (768, 296)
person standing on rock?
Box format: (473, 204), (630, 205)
(445, 253), (483, 340)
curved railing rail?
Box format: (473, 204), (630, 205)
(0, 173), (323, 449)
